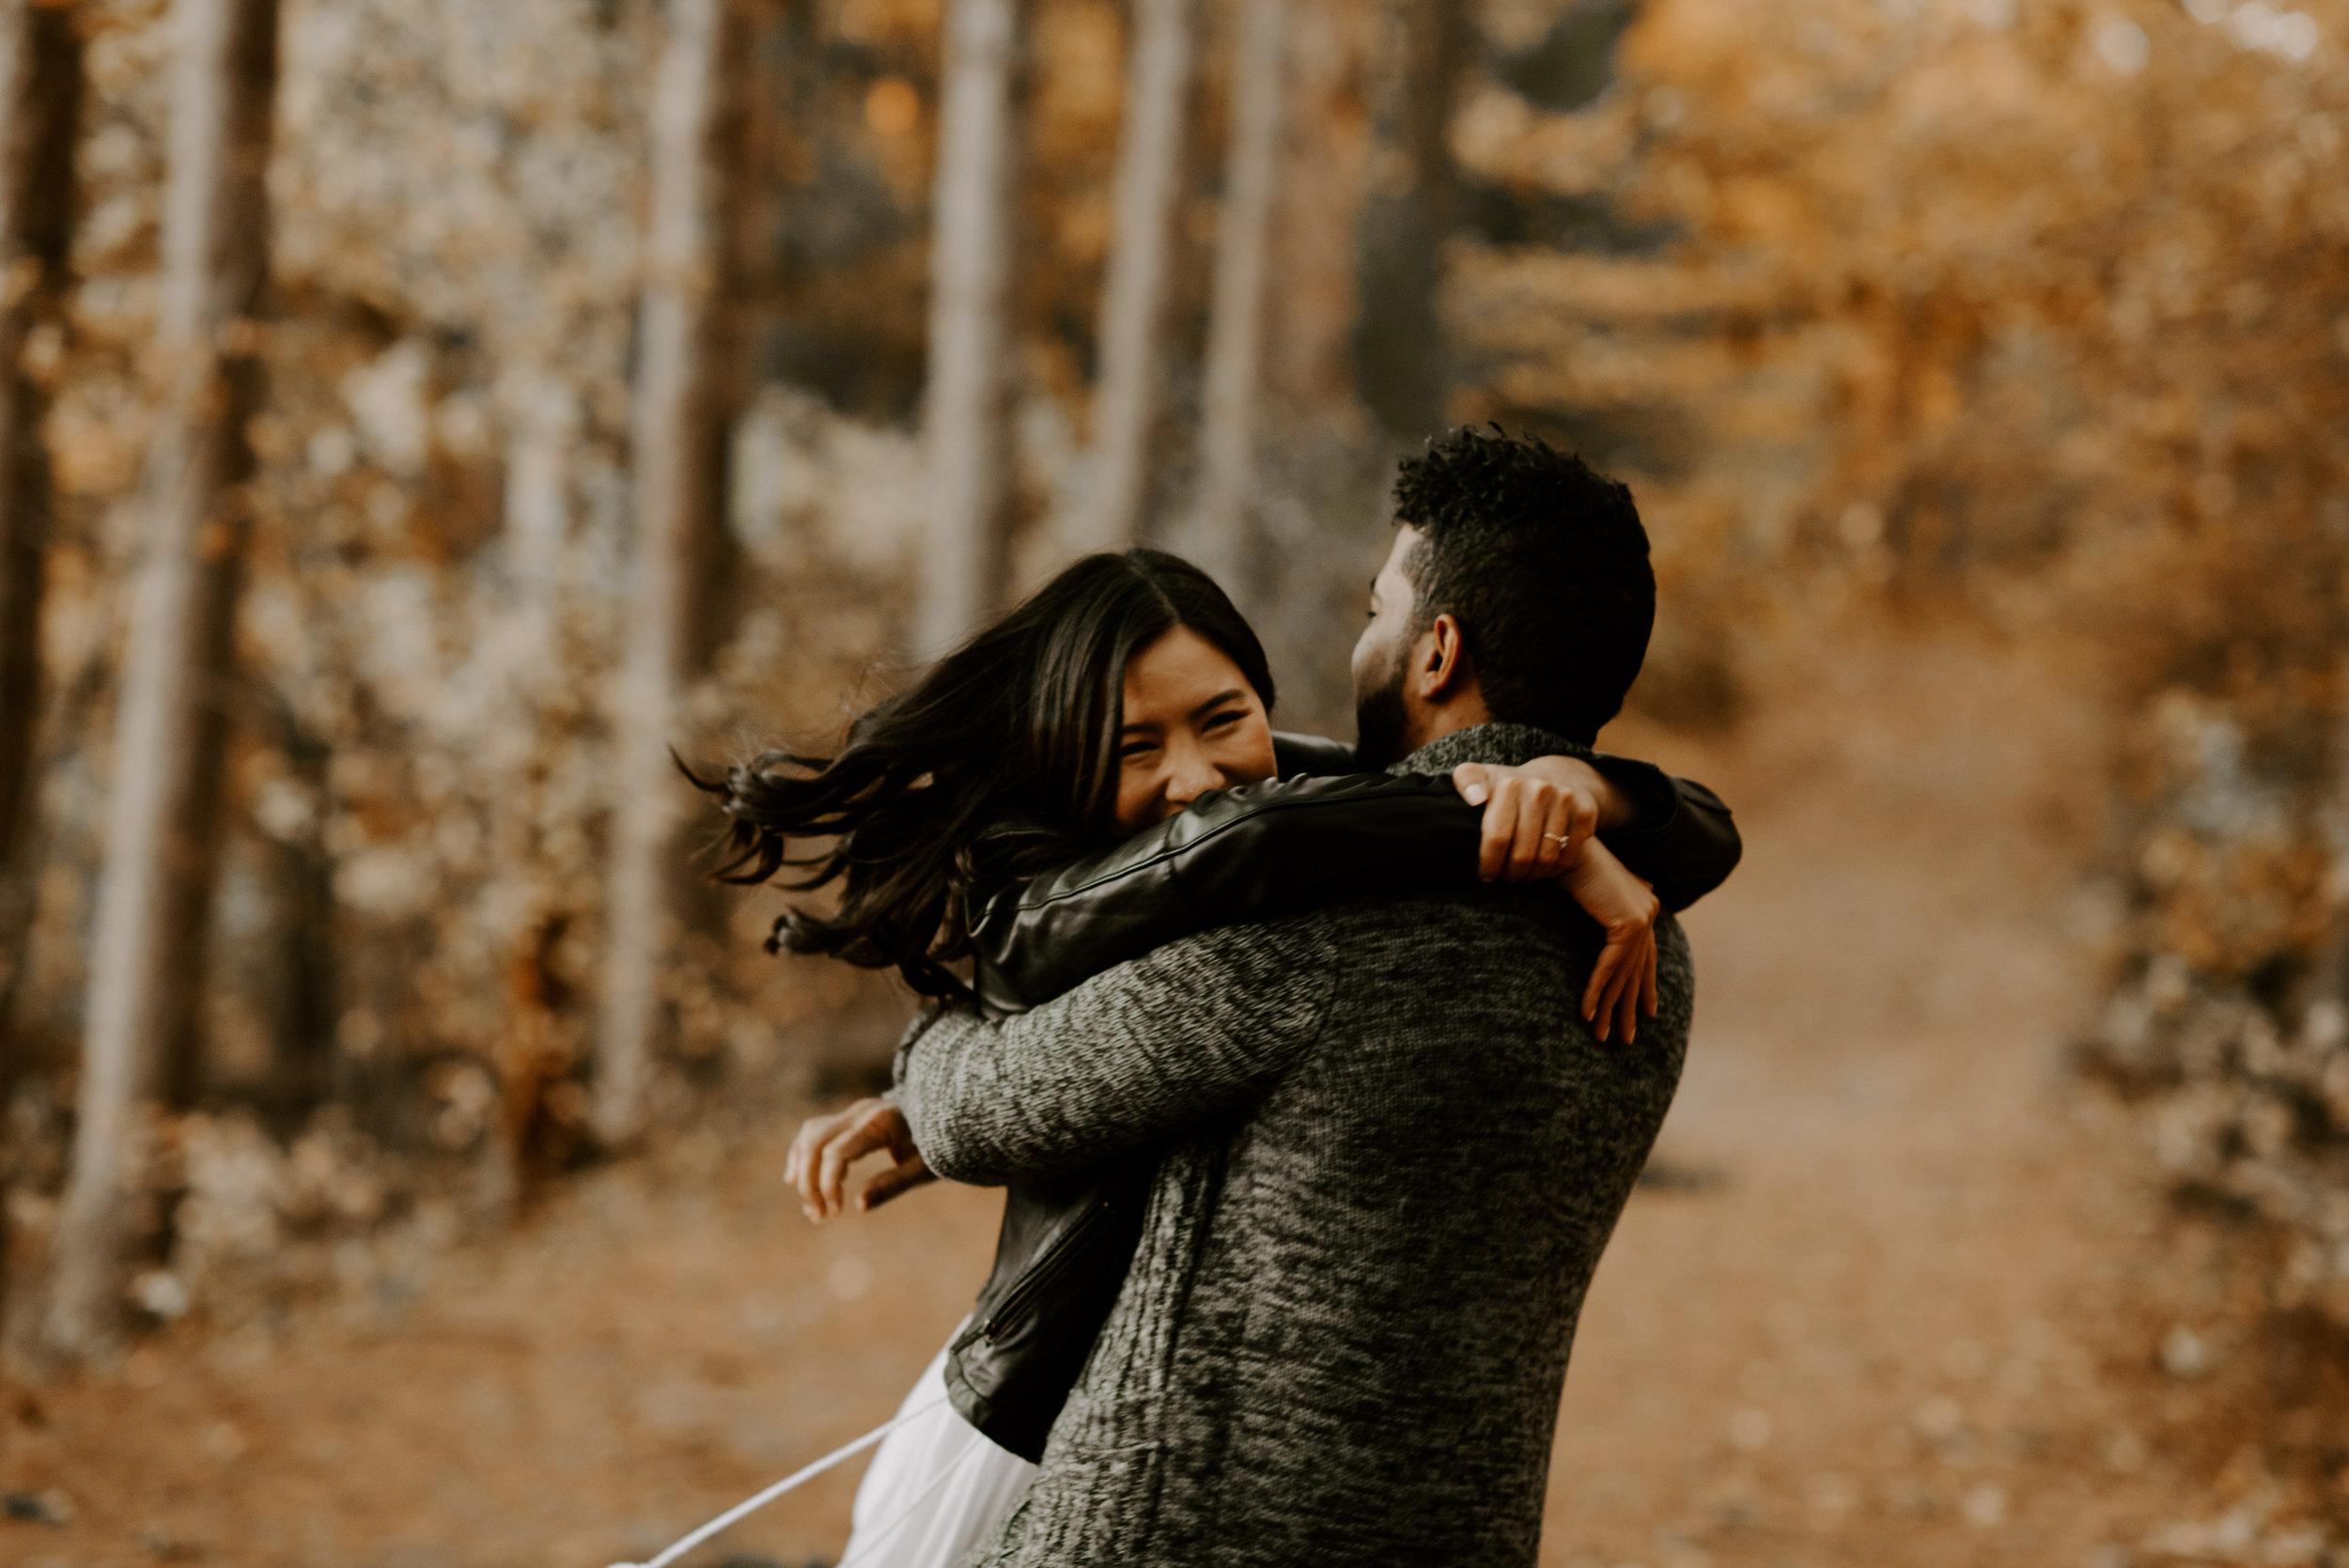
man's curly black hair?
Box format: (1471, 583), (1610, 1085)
(1391, 425), (1654, 744)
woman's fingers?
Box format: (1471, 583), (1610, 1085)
(1462, 764), (1609, 885)
(816, 1126), (859, 1217)
(1559, 840), (1662, 1043)
(1583, 937), (1625, 1024)
(1595, 941), (1630, 1042)
(788, 1106), (854, 1214)
(1583, 924), (1660, 1043)
(859, 1156), (937, 1213)
(1478, 775), (1519, 881)
(1613, 933), (1652, 1044)
(1589, 931), (1644, 1040)
(1460, 760), (1613, 885)
(786, 1113), (822, 1188)
(1532, 783), (1586, 880)
(1565, 789), (1599, 867)
(792, 1097), (906, 1221)
(1506, 779), (1557, 882)
(1463, 766), (1528, 880)
(816, 1110), (891, 1218)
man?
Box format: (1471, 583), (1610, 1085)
(894, 427), (1694, 1565)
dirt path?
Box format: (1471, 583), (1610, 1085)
(0, 629), (2301, 1568)
(1548, 634), (2182, 1568)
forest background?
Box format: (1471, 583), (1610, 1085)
(2, 0), (2348, 1563)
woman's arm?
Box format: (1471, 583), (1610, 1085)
(1271, 730), (1359, 776)
(970, 770), (1479, 1015)
(972, 768), (1666, 1033)
(1275, 731), (1740, 909)
(801, 779), (1666, 1217)
(1564, 758), (1741, 912)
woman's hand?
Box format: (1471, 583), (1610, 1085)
(1451, 756), (1626, 883)
(1450, 760), (1658, 1039)
(1564, 839), (1661, 1044)
(785, 1095), (936, 1221)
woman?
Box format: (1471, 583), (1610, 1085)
(699, 550), (1735, 1566)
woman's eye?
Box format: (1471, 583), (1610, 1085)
(1202, 710), (1241, 733)
(1120, 741), (1156, 761)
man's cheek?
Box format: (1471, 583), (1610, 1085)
(1350, 627), (1387, 692)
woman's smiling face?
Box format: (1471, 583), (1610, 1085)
(1112, 626), (1278, 835)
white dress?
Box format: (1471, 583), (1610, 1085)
(840, 1327), (1037, 1568)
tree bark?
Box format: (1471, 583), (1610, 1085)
(1191, 0), (1289, 584)
(0, 0), (84, 1351)
(253, 693), (334, 1134)
(1261, 0), (1374, 418)
(915, 0), (1025, 660)
(0, 1), (77, 901)
(42, 0), (276, 1362)
(1355, 0), (1469, 440)
(594, 0), (741, 1146)
(1069, 0), (1196, 555)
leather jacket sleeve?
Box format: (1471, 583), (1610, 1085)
(1271, 730), (1740, 913)
(1270, 730), (1360, 776)
(971, 748), (1741, 1015)
(971, 770), (1474, 1015)
(1585, 760), (1741, 914)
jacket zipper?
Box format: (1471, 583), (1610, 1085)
(981, 1197), (1114, 1341)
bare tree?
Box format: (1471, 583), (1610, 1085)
(916, 0), (1026, 660)
(594, 0), (745, 1146)
(0, 0), (84, 1342)
(42, 0), (278, 1360)
(1191, 0), (1290, 584)
(1355, 0), (1470, 439)
(1069, 0), (1197, 555)
(0, 2), (78, 911)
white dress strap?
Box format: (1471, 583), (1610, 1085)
(842, 1329), (1040, 1567)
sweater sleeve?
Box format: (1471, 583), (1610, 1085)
(898, 920), (1339, 1185)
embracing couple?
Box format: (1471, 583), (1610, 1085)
(703, 427), (1741, 1566)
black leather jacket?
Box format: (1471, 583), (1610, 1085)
(936, 733), (1741, 1460)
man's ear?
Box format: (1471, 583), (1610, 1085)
(1415, 613), (1475, 703)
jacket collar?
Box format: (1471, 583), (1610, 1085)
(1390, 722), (1592, 779)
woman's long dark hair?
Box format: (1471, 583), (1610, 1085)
(691, 550), (1275, 998)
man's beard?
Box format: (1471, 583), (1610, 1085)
(1352, 661), (1411, 769)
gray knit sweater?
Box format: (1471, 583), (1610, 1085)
(894, 723), (1693, 1567)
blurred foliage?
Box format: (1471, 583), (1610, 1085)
(8, 0), (2349, 1344)
(1494, 0), (2349, 1325)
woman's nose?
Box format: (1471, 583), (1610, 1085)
(1161, 745), (1226, 806)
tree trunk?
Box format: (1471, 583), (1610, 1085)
(0, 1), (78, 906)
(1191, 0), (1289, 584)
(1355, 0), (1469, 440)
(253, 693), (334, 1134)
(41, 0), (277, 1362)
(1261, 0), (1375, 419)
(0, 0), (84, 1350)
(915, 0), (1025, 660)
(594, 0), (741, 1146)
(1069, 0), (1196, 555)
